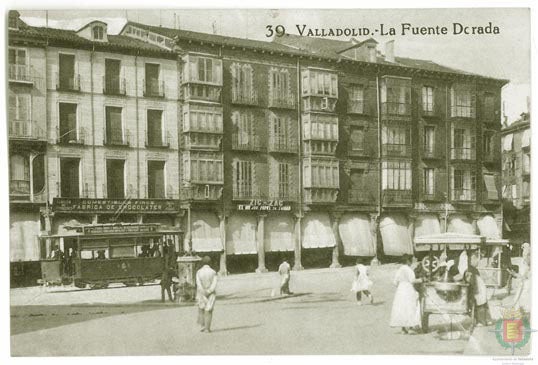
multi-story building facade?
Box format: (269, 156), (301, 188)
(501, 112), (530, 249)
(8, 11), (508, 284)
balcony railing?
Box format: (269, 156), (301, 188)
(382, 189), (413, 206)
(9, 120), (46, 141)
(104, 129), (130, 146)
(231, 89), (258, 105)
(231, 134), (262, 151)
(268, 95), (295, 109)
(56, 127), (86, 145)
(232, 185), (261, 200)
(9, 65), (34, 84)
(181, 185), (223, 201)
(381, 102), (411, 116)
(348, 189), (376, 204)
(143, 79), (165, 98)
(382, 143), (411, 157)
(268, 138), (298, 154)
(269, 189), (298, 202)
(56, 73), (81, 92)
(423, 146), (437, 159)
(451, 188), (476, 202)
(451, 147), (476, 160)
(450, 106), (476, 119)
(103, 76), (126, 95)
(303, 187), (338, 204)
(347, 100), (365, 114)
(146, 131), (171, 148)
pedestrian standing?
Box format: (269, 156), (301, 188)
(351, 260), (373, 305)
(390, 254), (422, 334)
(278, 259), (292, 295)
(196, 256), (218, 333)
(160, 266), (175, 303)
(465, 252), (492, 326)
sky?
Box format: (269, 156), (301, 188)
(19, 8), (531, 122)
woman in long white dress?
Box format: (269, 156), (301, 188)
(390, 254), (422, 334)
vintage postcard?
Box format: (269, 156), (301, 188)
(6, 6), (533, 358)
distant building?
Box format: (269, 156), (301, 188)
(8, 11), (509, 285)
(501, 112), (530, 249)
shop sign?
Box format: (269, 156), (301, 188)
(53, 198), (180, 213)
(237, 199), (291, 212)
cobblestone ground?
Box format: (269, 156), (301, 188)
(10, 264), (524, 356)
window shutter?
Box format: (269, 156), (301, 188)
(435, 169), (447, 200)
(213, 59), (222, 84)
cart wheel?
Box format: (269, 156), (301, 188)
(421, 313), (430, 333)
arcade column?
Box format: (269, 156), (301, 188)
(471, 213), (482, 235)
(256, 214), (267, 273)
(369, 213), (379, 262)
(218, 213), (228, 276)
(293, 213), (303, 271)
(330, 212), (342, 269)
(184, 206), (192, 253)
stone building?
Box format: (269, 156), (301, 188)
(8, 12), (509, 284)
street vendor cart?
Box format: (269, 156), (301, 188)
(414, 233), (484, 333)
(40, 223), (182, 289)
(477, 238), (512, 293)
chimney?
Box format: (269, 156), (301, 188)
(385, 40), (395, 63)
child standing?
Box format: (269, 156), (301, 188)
(352, 259), (374, 305)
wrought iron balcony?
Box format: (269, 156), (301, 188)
(146, 131), (171, 148)
(9, 120), (46, 141)
(268, 94), (296, 109)
(451, 188), (476, 202)
(231, 89), (258, 106)
(268, 137), (298, 154)
(56, 73), (81, 92)
(143, 79), (165, 98)
(382, 143), (411, 157)
(103, 76), (126, 95)
(451, 147), (476, 160)
(381, 102), (411, 116)
(104, 129), (130, 146)
(231, 134), (262, 151)
(56, 127), (85, 145)
(382, 189), (413, 206)
(232, 185), (261, 200)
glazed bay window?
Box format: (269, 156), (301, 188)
(302, 113), (338, 141)
(347, 84), (365, 114)
(58, 53), (79, 91)
(269, 68), (294, 108)
(104, 58), (124, 95)
(423, 168), (435, 197)
(380, 77), (411, 115)
(183, 105), (223, 133)
(106, 159), (125, 199)
(382, 124), (410, 156)
(451, 168), (476, 201)
(60, 158), (80, 198)
(183, 55), (222, 85)
(233, 160), (254, 199)
(422, 86), (434, 114)
(231, 63), (256, 105)
(147, 161), (165, 199)
(105, 106), (126, 145)
(147, 109), (166, 147)
(190, 158), (223, 184)
(301, 69), (338, 97)
(450, 84), (476, 118)
(451, 127), (476, 160)
(382, 161), (412, 191)
(144, 63), (163, 97)
(232, 111), (259, 150)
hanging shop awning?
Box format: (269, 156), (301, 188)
(226, 214), (257, 255)
(414, 214), (441, 252)
(477, 215), (501, 240)
(265, 215), (294, 252)
(10, 212), (41, 262)
(338, 214), (375, 256)
(483, 174), (499, 200)
(447, 215), (477, 250)
(192, 211), (223, 253)
(379, 215), (413, 256)
(302, 213), (336, 249)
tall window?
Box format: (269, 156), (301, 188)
(198, 57), (213, 82)
(145, 63), (161, 96)
(272, 114), (289, 148)
(232, 111), (255, 147)
(422, 86), (434, 113)
(269, 68), (291, 102)
(59, 103), (77, 144)
(8, 48), (28, 80)
(59, 54), (76, 90)
(302, 70), (337, 97)
(451, 85), (475, 117)
(382, 125), (409, 154)
(184, 55), (222, 85)
(381, 78), (411, 115)
(309, 161), (339, 188)
(147, 109), (163, 147)
(9, 93), (30, 121)
(423, 126), (435, 155)
(278, 163), (290, 199)
(106, 159), (125, 199)
(60, 158), (80, 198)
(348, 85), (365, 113)
(382, 161), (412, 190)
(423, 168), (435, 195)
(231, 63), (254, 102)
(350, 126), (365, 152)
(452, 127), (475, 159)
(452, 169), (476, 200)
(93, 26), (104, 40)
(234, 160), (253, 197)
(190, 158), (223, 183)
(10, 155), (30, 195)
(104, 59), (121, 94)
(105, 106), (124, 145)
(147, 161), (165, 198)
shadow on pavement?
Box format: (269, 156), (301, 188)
(211, 324), (263, 333)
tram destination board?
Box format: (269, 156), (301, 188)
(237, 199), (291, 212)
(52, 198), (180, 214)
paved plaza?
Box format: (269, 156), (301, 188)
(10, 264), (528, 356)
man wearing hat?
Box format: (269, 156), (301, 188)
(196, 256), (218, 333)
